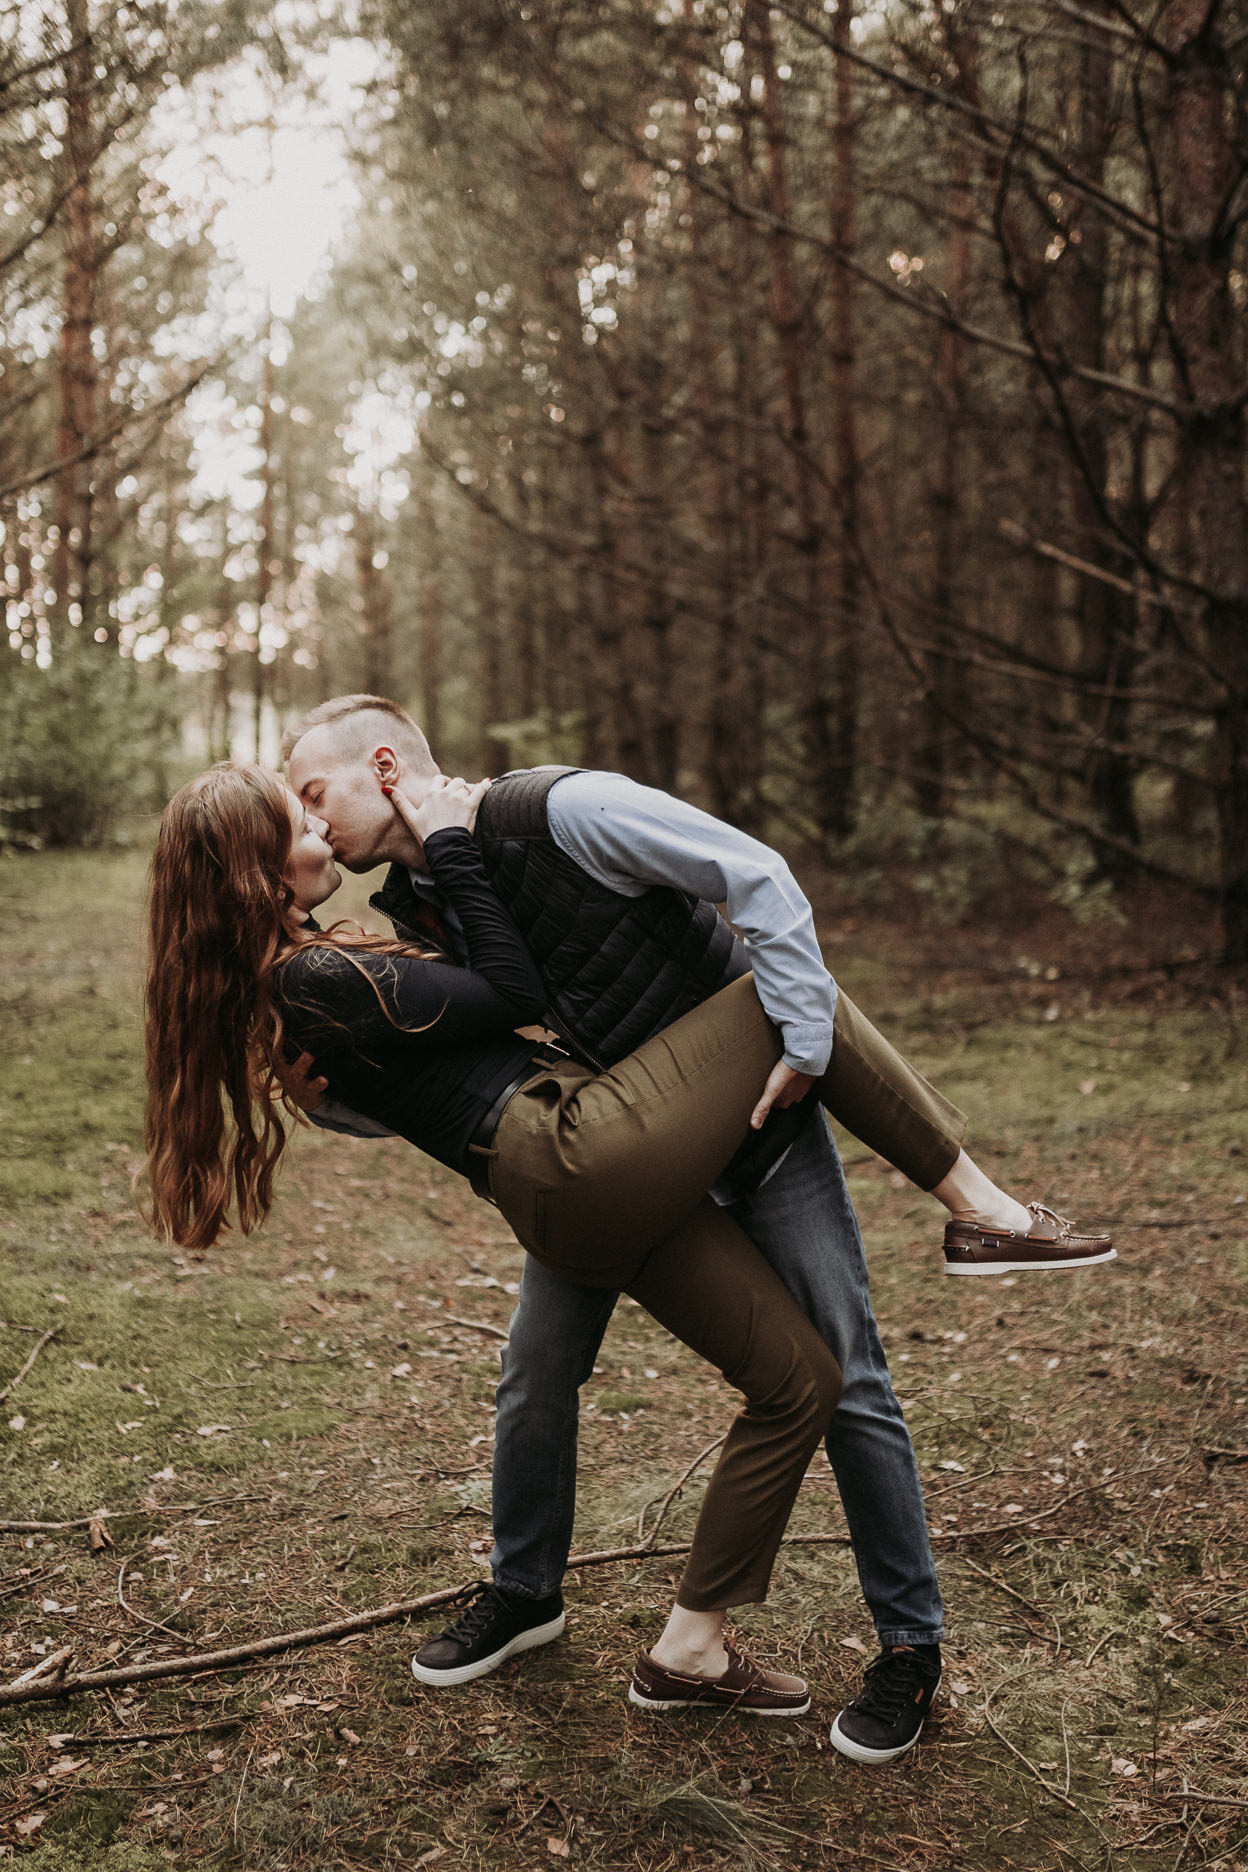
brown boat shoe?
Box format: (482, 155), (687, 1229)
(628, 1642), (810, 1717)
(943, 1203), (1116, 1277)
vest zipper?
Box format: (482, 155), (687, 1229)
(543, 1009), (608, 1074)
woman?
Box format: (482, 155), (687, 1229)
(146, 763), (849, 1714)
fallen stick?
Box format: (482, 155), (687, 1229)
(0, 1497), (1111, 1712)
(0, 1323), (62, 1406)
(0, 1492), (272, 1535)
(445, 1312), (510, 1340)
(46, 1714), (255, 1748)
(8, 1645), (74, 1688)
(0, 1585), (472, 1707)
(0, 1531), (798, 1709)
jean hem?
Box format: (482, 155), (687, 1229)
(877, 1628), (944, 1648)
(491, 1571), (563, 1605)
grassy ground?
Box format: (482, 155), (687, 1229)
(1, 846), (1245, 1871)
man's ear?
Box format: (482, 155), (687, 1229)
(372, 745), (401, 784)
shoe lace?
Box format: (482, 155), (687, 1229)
(439, 1581), (507, 1646)
(852, 1649), (932, 1722)
(1027, 1201), (1072, 1239)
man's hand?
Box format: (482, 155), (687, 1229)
(750, 1062), (816, 1130)
(276, 1050), (329, 1114)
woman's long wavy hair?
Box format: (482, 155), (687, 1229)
(144, 764), (298, 1251)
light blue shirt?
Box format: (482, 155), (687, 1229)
(545, 770), (836, 1076)
(311, 768), (836, 1140)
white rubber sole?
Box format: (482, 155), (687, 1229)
(628, 1683), (810, 1717)
(829, 1710), (925, 1763)
(944, 1247), (1117, 1277)
(410, 1610), (565, 1686)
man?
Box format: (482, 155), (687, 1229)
(283, 694), (1111, 1763)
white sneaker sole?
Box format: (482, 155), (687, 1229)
(628, 1683), (810, 1717)
(829, 1710), (925, 1763)
(945, 1247), (1117, 1276)
(410, 1610), (565, 1686)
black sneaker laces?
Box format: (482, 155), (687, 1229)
(851, 1648), (936, 1722)
(438, 1581), (506, 1646)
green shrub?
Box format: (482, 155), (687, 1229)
(0, 642), (181, 850)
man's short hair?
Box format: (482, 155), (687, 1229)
(281, 694), (436, 771)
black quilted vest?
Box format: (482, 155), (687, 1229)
(370, 766), (811, 1193)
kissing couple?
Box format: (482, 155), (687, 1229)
(144, 693), (1113, 1761)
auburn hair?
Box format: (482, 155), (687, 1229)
(144, 764), (297, 1251)
(144, 764), (440, 1251)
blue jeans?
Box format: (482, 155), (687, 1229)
(490, 1108), (944, 1646)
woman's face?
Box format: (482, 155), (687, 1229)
(283, 788), (340, 917)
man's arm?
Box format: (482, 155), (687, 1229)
(545, 771), (835, 1119)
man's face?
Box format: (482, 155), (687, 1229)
(287, 725), (402, 873)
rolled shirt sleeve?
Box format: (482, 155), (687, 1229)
(544, 771), (836, 1075)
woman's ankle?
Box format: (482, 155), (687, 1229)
(931, 1150), (1032, 1234)
(649, 1605), (729, 1677)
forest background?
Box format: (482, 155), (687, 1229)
(2, 6), (1247, 1869)
(3, 0), (1248, 957)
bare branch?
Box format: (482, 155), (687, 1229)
(0, 1323), (62, 1406)
(0, 356), (226, 503)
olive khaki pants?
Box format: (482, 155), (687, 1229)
(488, 974), (964, 1609)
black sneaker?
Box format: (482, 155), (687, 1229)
(829, 1644), (941, 1764)
(410, 1582), (565, 1687)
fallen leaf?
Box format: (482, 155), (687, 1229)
(390, 1362), (412, 1377)
(415, 1849), (447, 1867)
(839, 1635), (868, 1654)
(1112, 1758), (1139, 1778)
(48, 1755), (88, 1777)
(196, 1424), (232, 1437)
(13, 1813), (47, 1837)
(547, 1838), (571, 1858)
(1079, 1079), (1096, 1096)
(8, 1414), (26, 1431)
(338, 1726), (362, 1746)
(938, 1460), (965, 1473)
(88, 1516), (114, 1552)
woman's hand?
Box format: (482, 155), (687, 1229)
(384, 775), (491, 845)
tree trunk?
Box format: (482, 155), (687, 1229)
(52, 0), (96, 647)
(823, 0), (861, 838)
(748, 1), (840, 831)
(354, 506), (394, 698)
(915, 137), (973, 819)
(1167, 3), (1248, 961)
(1066, 5), (1139, 871)
(252, 330), (276, 761)
(416, 460), (444, 749)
